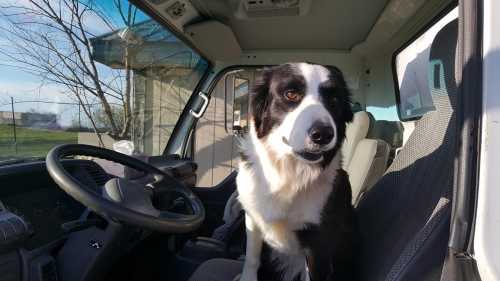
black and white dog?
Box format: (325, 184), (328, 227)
(236, 63), (355, 281)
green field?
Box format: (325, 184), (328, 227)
(0, 125), (77, 160)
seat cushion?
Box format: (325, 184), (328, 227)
(188, 259), (243, 281)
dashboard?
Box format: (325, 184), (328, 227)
(0, 160), (111, 250)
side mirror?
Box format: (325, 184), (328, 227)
(224, 73), (250, 136)
(232, 77), (250, 136)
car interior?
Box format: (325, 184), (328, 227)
(0, 0), (480, 280)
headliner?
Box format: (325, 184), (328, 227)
(190, 0), (390, 51)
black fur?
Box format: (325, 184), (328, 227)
(251, 63), (307, 138)
(317, 66), (353, 167)
(295, 170), (355, 281)
(250, 63), (353, 168)
(256, 170), (355, 281)
(249, 63), (355, 280)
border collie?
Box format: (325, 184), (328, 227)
(236, 63), (355, 281)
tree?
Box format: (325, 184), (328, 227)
(0, 0), (139, 144)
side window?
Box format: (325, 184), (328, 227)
(394, 8), (458, 121)
(193, 69), (256, 187)
(0, 0), (208, 168)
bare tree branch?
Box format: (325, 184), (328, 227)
(0, 0), (141, 139)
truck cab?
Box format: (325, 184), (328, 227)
(0, 0), (495, 280)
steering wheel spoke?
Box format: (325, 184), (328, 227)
(103, 178), (160, 217)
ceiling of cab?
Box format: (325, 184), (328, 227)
(190, 0), (390, 50)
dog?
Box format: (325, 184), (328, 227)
(236, 62), (355, 281)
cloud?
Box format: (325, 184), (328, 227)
(0, 0), (115, 36)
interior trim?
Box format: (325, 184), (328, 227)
(450, 0), (483, 255)
(441, 0), (483, 279)
(128, 0), (213, 65)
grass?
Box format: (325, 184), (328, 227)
(0, 124), (77, 160)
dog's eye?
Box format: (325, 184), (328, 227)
(284, 90), (302, 102)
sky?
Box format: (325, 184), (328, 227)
(0, 0), (149, 126)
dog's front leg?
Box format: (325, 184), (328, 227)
(239, 214), (262, 281)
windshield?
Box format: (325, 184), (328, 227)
(0, 0), (208, 165)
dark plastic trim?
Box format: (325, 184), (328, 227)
(163, 65), (212, 156)
(449, 0), (483, 256)
(441, 0), (483, 279)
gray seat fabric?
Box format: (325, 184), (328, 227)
(188, 19), (458, 281)
(188, 259), (243, 281)
(356, 19), (458, 281)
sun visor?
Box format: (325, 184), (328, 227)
(185, 21), (242, 61)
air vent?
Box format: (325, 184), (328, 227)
(83, 164), (110, 186)
(237, 0), (311, 18)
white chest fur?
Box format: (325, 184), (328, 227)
(236, 151), (338, 254)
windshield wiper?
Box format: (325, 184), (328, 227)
(0, 157), (46, 167)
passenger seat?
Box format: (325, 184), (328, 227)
(367, 117), (405, 165)
(342, 111), (390, 206)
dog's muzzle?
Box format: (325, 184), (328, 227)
(282, 136), (325, 163)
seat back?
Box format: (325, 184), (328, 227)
(367, 117), (405, 165)
(348, 138), (390, 206)
(343, 111), (390, 204)
(356, 19), (458, 281)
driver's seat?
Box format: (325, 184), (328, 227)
(188, 19), (458, 281)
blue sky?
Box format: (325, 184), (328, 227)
(367, 105), (399, 121)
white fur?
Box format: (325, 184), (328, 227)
(237, 64), (342, 281)
(271, 63), (337, 163)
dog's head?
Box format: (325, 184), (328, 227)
(250, 62), (353, 166)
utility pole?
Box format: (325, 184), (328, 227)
(10, 97), (18, 154)
(78, 103), (81, 130)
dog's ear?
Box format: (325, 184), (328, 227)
(328, 66), (354, 123)
(250, 67), (273, 138)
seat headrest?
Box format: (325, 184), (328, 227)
(429, 19), (458, 110)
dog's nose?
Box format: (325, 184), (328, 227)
(308, 124), (334, 145)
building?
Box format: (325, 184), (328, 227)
(0, 111), (59, 129)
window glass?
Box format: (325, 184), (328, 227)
(194, 68), (257, 187)
(394, 8), (457, 120)
(0, 0), (208, 166)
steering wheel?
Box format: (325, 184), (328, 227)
(46, 144), (205, 233)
